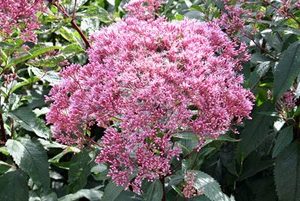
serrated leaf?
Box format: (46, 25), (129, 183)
(248, 61), (271, 89)
(273, 41), (300, 100)
(68, 149), (94, 193)
(274, 142), (300, 201)
(0, 170), (29, 201)
(6, 138), (50, 192)
(261, 29), (282, 51)
(239, 103), (276, 158)
(190, 170), (235, 201)
(144, 180), (163, 201)
(272, 126), (294, 157)
(9, 106), (50, 139)
(58, 189), (103, 201)
(102, 181), (123, 201)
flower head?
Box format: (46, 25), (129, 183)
(182, 172), (204, 198)
(47, 0), (253, 193)
(124, 0), (163, 20)
(0, 0), (45, 41)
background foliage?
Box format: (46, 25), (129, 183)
(0, 0), (299, 200)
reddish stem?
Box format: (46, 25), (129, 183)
(52, 1), (91, 48)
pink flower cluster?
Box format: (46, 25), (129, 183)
(282, 91), (296, 110)
(0, 0), (44, 42)
(182, 172), (203, 198)
(47, 0), (253, 193)
(217, 0), (299, 36)
(125, 0), (163, 20)
(217, 1), (250, 36)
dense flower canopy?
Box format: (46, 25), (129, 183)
(47, 0), (253, 192)
(0, 0), (44, 41)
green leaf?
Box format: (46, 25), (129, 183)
(0, 48), (8, 65)
(261, 29), (282, 52)
(272, 126), (294, 157)
(49, 146), (78, 164)
(144, 180), (163, 201)
(115, 0), (122, 11)
(9, 76), (40, 94)
(6, 138), (50, 192)
(41, 192), (58, 201)
(208, 134), (240, 143)
(247, 61), (271, 89)
(188, 195), (211, 201)
(115, 191), (143, 201)
(57, 27), (81, 45)
(102, 181), (123, 201)
(239, 152), (273, 181)
(220, 146), (238, 176)
(0, 170), (29, 201)
(6, 46), (61, 68)
(296, 82), (300, 98)
(249, 177), (277, 201)
(239, 103), (276, 158)
(28, 44), (84, 68)
(9, 106), (50, 139)
(29, 67), (60, 85)
(68, 150), (94, 193)
(274, 141), (300, 201)
(0, 161), (12, 174)
(91, 163), (108, 181)
(0, 147), (9, 156)
(184, 11), (205, 20)
(58, 189), (103, 201)
(79, 6), (112, 23)
(185, 0), (193, 7)
(190, 170), (235, 201)
(173, 132), (199, 141)
(273, 41), (300, 100)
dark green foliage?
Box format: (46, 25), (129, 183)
(144, 180), (164, 201)
(274, 142), (300, 201)
(273, 42), (300, 100)
(6, 138), (50, 192)
(0, 170), (29, 201)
